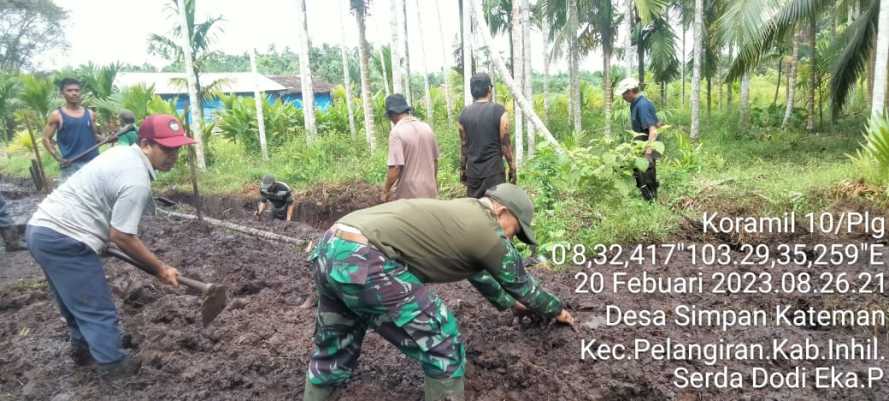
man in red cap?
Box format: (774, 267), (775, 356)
(26, 114), (195, 380)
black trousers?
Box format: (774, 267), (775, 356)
(465, 172), (506, 199)
(633, 159), (659, 201)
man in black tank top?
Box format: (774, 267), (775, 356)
(458, 73), (516, 198)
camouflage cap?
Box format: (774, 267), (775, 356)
(261, 175), (275, 191)
(485, 183), (536, 246)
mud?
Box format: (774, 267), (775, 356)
(2, 179), (889, 400)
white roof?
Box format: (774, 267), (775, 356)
(115, 72), (286, 95)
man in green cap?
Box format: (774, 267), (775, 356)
(302, 183), (575, 401)
(256, 175), (296, 221)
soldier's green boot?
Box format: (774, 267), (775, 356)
(424, 376), (465, 401)
(303, 376), (335, 401)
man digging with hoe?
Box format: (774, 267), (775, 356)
(26, 114), (195, 379)
(302, 183), (575, 401)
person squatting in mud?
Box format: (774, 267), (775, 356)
(25, 114), (194, 379)
(302, 183), (576, 401)
(0, 192), (26, 256)
(256, 174), (297, 221)
(617, 78), (662, 201)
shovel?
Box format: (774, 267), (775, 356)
(105, 247), (227, 326)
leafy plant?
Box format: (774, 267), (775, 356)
(849, 116), (889, 181)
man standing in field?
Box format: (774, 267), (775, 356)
(26, 114), (194, 379)
(617, 78), (661, 201)
(256, 175), (296, 222)
(302, 183), (575, 401)
(42, 78), (102, 181)
(459, 73), (517, 198)
(381, 94), (439, 201)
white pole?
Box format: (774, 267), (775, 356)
(250, 48), (269, 160)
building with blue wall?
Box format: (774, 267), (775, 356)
(115, 72), (334, 121)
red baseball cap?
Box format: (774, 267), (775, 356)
(138, 114), (197, 148)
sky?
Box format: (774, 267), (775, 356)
(36, 0), (690, 77)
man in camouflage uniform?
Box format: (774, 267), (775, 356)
(303, 183), (575, 401)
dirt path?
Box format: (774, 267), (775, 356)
(3, 180), (889, 400)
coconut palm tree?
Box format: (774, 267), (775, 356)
(690, 0), (702, 139)
(338, 0), (359, 138)
(390, 0), (404, 95)
(521, 0), (534, 158)
(415, 0), (433, 122)
(461, 0), (474, 106)
(872, 0), (888, 117)
(511, 0), (524, 165)
(149, 0), (222, 168)
(295, 0), (317, 140)
(351, 0), (376, 150)
(249, 49), (269, 160)
(567, 0), (580, 133)
(435, 0), (454, 125)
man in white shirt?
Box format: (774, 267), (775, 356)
(26, 114), (194, 379)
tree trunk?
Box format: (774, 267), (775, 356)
(604, 44), (613, 137)
(295, 0), (317, 140)
(522, 0), (534, 159)
(543, 42), (550, 123)
(511, 0), (523, 166)
(391, 0), (404, 94)
(681, 22), (686, 109)
(435, 0), (454, 125)
(378, 47), (392, 96)
(690, 0), (702, 139)
(637, 23), (645, 85)
(872, 0), (889, 117)
(726, 44), (733, 114)
(470, 0), (563, 154)
(567, 0), (581, 133)
(624, 0), (635, 75)
(740, 72), (751, 127)
(338, 0), (358, 139)
(868, 45), (877, 111)
(177, 0), (205, 169)
(772, 56), (782, 107)
(707, 76), (711, 117)
(402, 0), (413, 105)
(356, 11), (376, 150)
(461, 0), (473, 106)
(806, 17), (816, 132)
(415, 0), (433, 122)
(249, 49), (269, 160)
(782, 30), (800, 129)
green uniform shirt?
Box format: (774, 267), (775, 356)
(116, 126), (138, 146)
(339, 198), (562, 318)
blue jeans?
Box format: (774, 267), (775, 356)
(25, 225), (125, 364)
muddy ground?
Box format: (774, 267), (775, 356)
(2, 178), (889, 400)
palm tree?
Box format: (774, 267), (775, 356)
(402, 0), (413, 105)
(511, 0), (524, 165)
(351, 0), (376, 150)
(470, 0), (563, 154)
(872, 0), (888, 117)
(567, 0), (581, 133)
(522, 0), (534, 159)
(295, 0), (317, 140)
(149, 0), (222, 168)
(249, 48), (269, 160)
(376, 47), (392, 96)
(0, 75), (20, 142)
(461, 0), (474, 106)
(18, 75), (56, 188)
(690, 0), (702, 139)
(338, 0), (359, 138)
(435, 0), (454, 125)
(435, 1), (453, 125)
(782, 30), (801, 128)
(390, 0), (404, 95)
(415, 0), (433, 122)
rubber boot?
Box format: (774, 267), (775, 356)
(1, 227), (26, 252)
(303, 376), (335, 401)
(424, 376), (465, 401)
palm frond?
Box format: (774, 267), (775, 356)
(633, 0), (669, 24)
(830, 0), (879, 117)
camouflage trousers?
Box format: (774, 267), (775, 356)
(306, 230), (465, 386)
